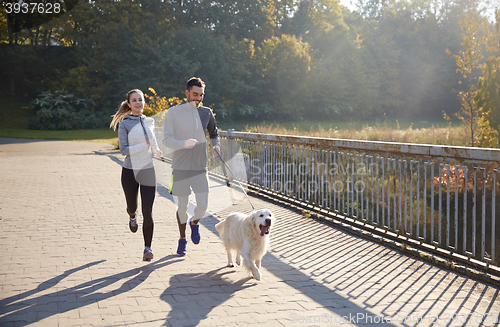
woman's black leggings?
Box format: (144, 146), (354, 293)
(121, 167), (156, 248)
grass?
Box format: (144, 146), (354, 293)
(218, 118), (453, 133)
(219, 120), (471, 147)
(0, 128), (118, 144)
(0, 94), (118, 145)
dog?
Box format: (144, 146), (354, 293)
(215, 209), (275, 280)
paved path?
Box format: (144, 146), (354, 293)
(0, 138), (498, 327)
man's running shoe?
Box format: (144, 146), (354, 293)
(189, 219), (200, 245)
(177, 238), (187, 256)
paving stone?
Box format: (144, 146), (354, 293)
(0, 139), (499, 327)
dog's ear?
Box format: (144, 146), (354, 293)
(250, 210), (258, 222)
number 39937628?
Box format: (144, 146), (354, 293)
(4, 2), (62, 14)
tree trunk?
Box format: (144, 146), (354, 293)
(35, 27), (40, 46)
(43, 29), (48, 46)
(471, 114), (474, 147)
(74, 21), (78, 46)
(7, 14), (13, 45)
(45, 28), (53, 46)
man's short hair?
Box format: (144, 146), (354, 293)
(186, 77), (205, 91)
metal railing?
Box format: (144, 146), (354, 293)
(208, 131), (500, 271)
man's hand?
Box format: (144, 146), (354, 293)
(212, 145), (221, 157)
(154, 149), (163, 158)
(184, 139), (198, 149)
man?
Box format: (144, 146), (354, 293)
(162, 77), (220, 256)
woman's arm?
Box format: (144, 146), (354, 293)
(118, 123), (147, 156)
(147, 118), (163, 157)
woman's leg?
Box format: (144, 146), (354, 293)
(137, 168), (156, 248)
(140, 184), (155, 248)
(121, 167), (139, 218)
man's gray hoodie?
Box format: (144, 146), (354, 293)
(162, 101), (220, 170)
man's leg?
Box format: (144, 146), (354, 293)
(171, 169), (191, 256)
(176, 196), (189, 256)
(188, 170), (209, 245)
(187, 191), (207, 245)
(176, 195), (189, 238)
(192, 191), (209, 224)
(191, 171), (210, 225)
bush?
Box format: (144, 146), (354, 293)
(28, 91), (108, 130)
(213, 103), (232, 122)
(143, 88), (182, 126)
(313, 102), (354, 120)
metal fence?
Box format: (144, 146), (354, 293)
(208, 131), (500, 270)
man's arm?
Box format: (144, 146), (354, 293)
(162, 109), (187, 150)
(207, 110), (220, 149)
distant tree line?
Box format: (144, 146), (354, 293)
(0, 0), (498, 135)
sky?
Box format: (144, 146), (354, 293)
(337, 0), (498, 22)
(339, 0), (357, 11)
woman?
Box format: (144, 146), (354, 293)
(110, 89), (162, 261)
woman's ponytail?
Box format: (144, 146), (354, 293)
(110, 100), (131, 131)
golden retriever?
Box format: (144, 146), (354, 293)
(215, 209), (275, 280)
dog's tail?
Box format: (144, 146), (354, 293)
(215, 220), (224, 236)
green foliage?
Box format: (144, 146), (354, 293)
(446, 13), (483, 146)
(475, 10), (500, 148)
(476, 58), (500, 147)
(143, 88), (182, 126)
(28, 91), (106, 130)
(1, 0), (497, 131)
(315, 103), (354, 119)
(143, 88), (182, 117)
(0, 44), (77, 99)
(244, 34), (312, 121)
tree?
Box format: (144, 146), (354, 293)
(288, 0), (348, 41)
(1, 0), (496, 128)
(475, 9), (500, 148)
(143, 88), (182, 125)
(445, 13), (483, 146)
(246, 34), (312, 120)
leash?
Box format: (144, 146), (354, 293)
(213, 147), (255, 211)
(218, 152), (236, 205)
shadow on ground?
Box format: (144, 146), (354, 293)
(160, 268), (255, 326)
(0, 256), (182, 326)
